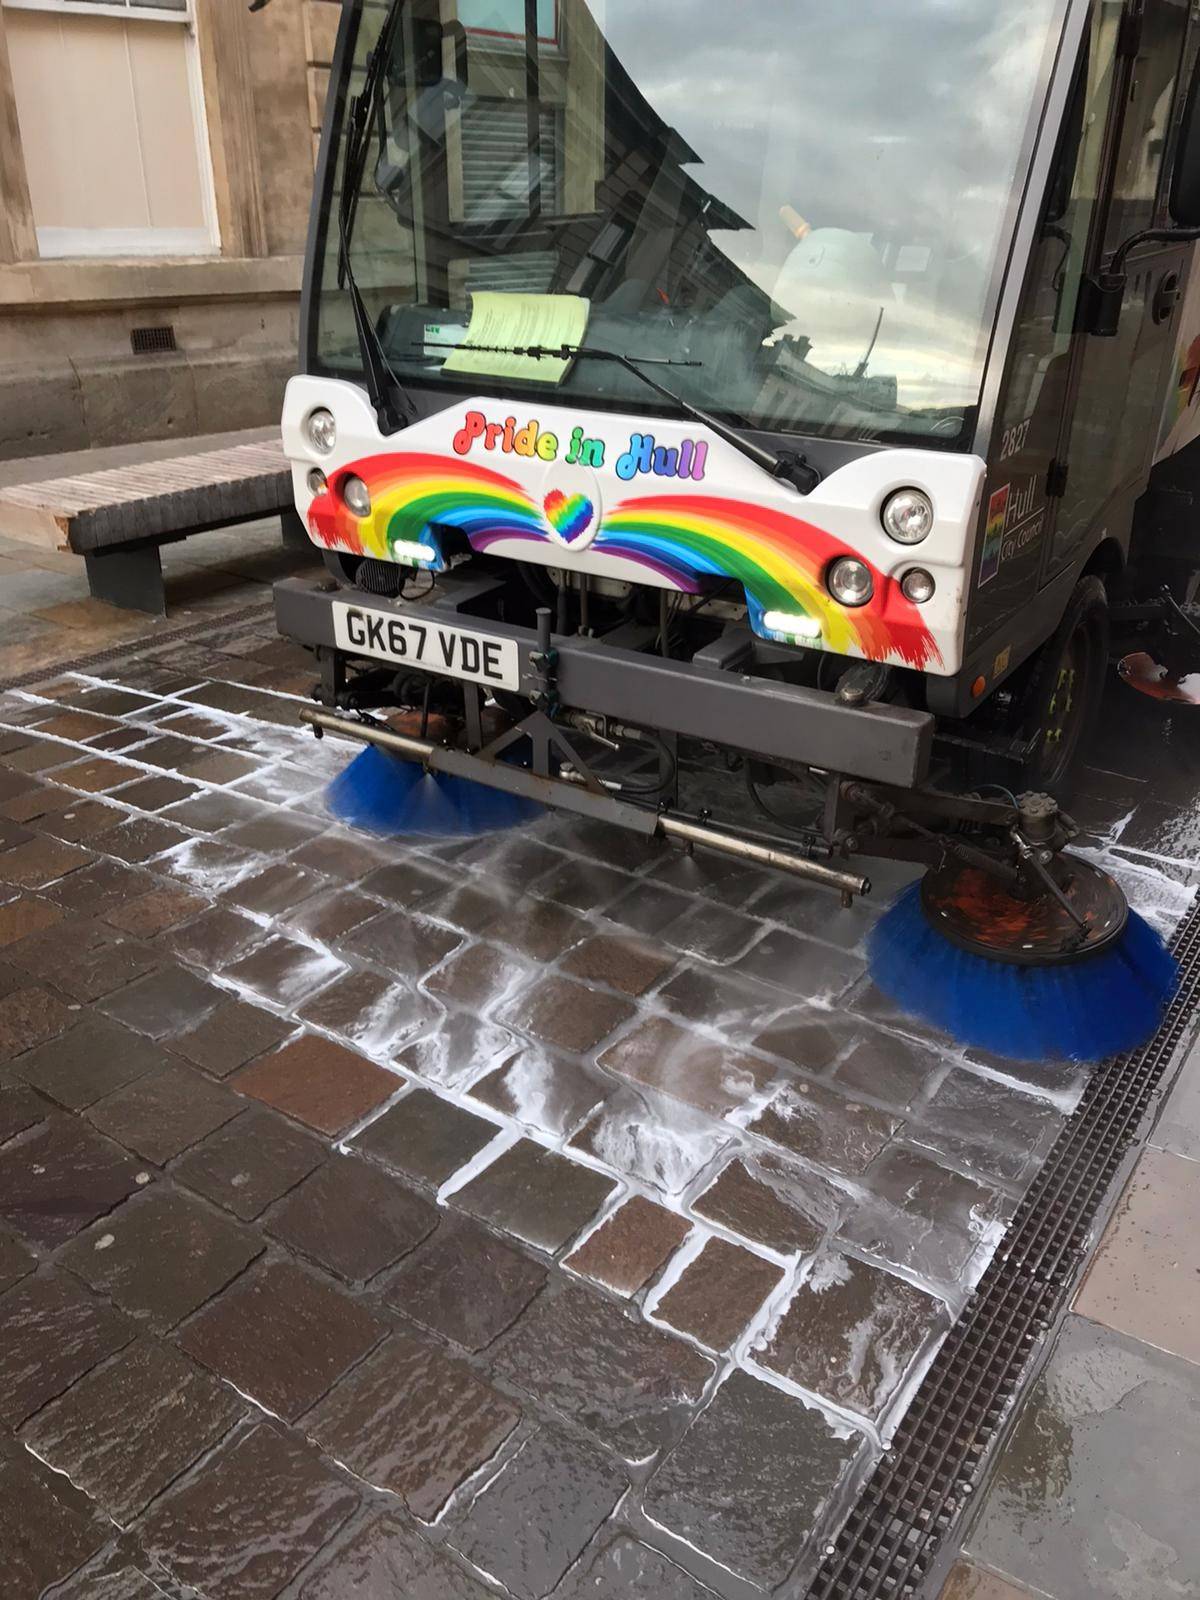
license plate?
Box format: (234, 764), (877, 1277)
(332, 601), (521, 691)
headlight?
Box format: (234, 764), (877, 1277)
(305, 408), (337, 456)
(901, 568), (936, 604)
(306, 468), (327, 495)
(827, 556), (874, 607)
(881, 488), (934, 545)
(342, 476), (372, 517)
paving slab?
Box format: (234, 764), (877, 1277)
(23, 1335), (244, 1522)
(643, 1370), (870, 1589)
(179, 1260), (386, 1421)
(1074, 1145), (1200, 1367)
(967, 1315), (1200, 1599)
(305, 1332), (521, 1518)
(138, 1423), (359, 1600)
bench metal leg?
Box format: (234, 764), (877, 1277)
(83, 546), (166, 614)
(280, 507), (311, 551)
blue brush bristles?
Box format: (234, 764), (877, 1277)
(326, 743), (541, 838)
(867, 882), (1179, 1064)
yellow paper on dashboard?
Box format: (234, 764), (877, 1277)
(443, 292), (590, 385)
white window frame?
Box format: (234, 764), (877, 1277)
(6, 0), (221, 259)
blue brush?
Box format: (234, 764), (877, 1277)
(867, 881), (1179, 1064)
(326, 742), (541, 838)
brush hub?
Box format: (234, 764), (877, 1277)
(919, 856), (1129, 967)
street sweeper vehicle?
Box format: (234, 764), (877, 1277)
(274, 0), (1200, 1062)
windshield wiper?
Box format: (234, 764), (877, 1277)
(420, 341), (821, 493)
(337, 0), (412, 434)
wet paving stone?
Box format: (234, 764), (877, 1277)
(0, 1226), (34, 1291)
(234, 1033), (398, 1136)
(0, 1078), (50, 1142)
(448, 1425), (626, 1600)
(299, 969), (439, 1057)
(283, 886), (382, 946)
(604, 879), (694, 936)
(469, 1044), (610, 1138)
(598, 1014), (775, 1117)
(1075, 1146), (1200, 1367)
(557, 1533), (720, 1599)
(103, 883), (207, 938)
(749, 1080), (902, 1178)
(561, 930), (677, 996)
(497, 895), (593, 962)
(161, 905), (268, 970)
(0, 832), (93, 896)
(968, 1316), (1200, 1600)
(87, 1061), (242, 1165)
(535, 856), (637, 913)
(139, 1422), (359, 1600)
(0, 1269), (133, 1425)
(23, 1336), (245, 1523)
(693, 1153), (845, 1258)
(423, 940), (538, 1016)
(386, 1214), (548, 1351)
(570, 1088), (733, 1198)
(13, 1015), (169, 1109)
(644, 1370), (869, 1588)
(222, 812), (328, 855)
(161, 790), (266, 834)
(98, 965), (222, 1040)
(565, 1195), (691, 1296)
(352, 1087), (499, 1189)
(656, 965), (780, 1035)
(61, 1188), (262, 1331)
(496, 975), (636, 1054)
(491, 1282), (714, 1459)
(839, 1144), (1006, 1291)
(914, 1069), (1063, 1185)
(53, 756), (142, 795)
(756, 1251), (948, 1423)
(40, 1550), (172, 1600)
(10, 918), (160, 1003)
(305, 1331), (520, 1518)
(653, 1238), (783, 1351)
(267, 1154), (437, 1282)
(180, 1260), (386, 1421)
(174, 1106), (324, 1220)
(298, 1513), (497, 1600)
(359, 857), (457, 909)
(832, 1029), (949, 1110)
(290, 827), (396, 882)
(750, 1009), (848, 1073)
(0, 891), (62, 946)
(116, 775), (203, 813)
(47, 859), (152, 919)
(0, 982), (76, 1061)
(453, 1139), (616, 1252)
(223, 934), (346, 1011)
(0, 1439), (109, 1595)
(228, 861), (333, 917)
(395, 1012), (524, 1089)
(171, 996), (293, 1078)
(339, 909), (464, 983)
(101, 815), (189, 864)
(0, 1113), (143, 1246)
(40, 797), (129, 844)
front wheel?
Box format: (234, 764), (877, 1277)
(1016, 575), (1111, 794)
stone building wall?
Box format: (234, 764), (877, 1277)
(0, 0), (343, 461)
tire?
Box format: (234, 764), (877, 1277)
(1014, 574), (1110, 794)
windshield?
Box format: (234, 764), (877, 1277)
(314, 0), (1068, 448)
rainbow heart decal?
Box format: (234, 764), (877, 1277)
(543, 489), (594, 543)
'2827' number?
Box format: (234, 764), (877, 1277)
(1000, 419), (1032, 461)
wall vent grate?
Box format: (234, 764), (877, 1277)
(130, 325), (178, 355)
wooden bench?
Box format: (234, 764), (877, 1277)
(0, 439), (301, 614)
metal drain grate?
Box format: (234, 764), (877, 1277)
(807, 895), (1200, 1600)
(130, 325), (177, 355)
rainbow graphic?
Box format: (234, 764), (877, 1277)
(543, 489), (594, 543)
(307, 454), (941, 669)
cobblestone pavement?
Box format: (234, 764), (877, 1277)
(0, 614), (1193, 1600)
